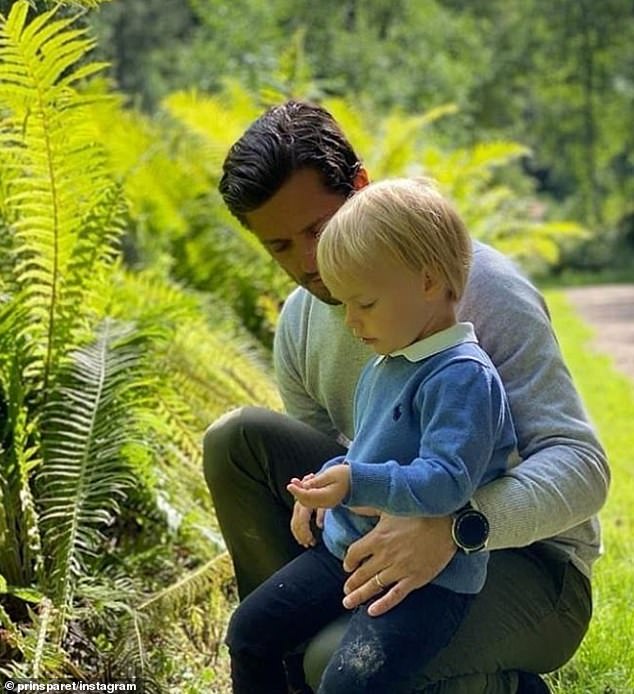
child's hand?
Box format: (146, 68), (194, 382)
(288, 474), (324, 547)
(290, 501), (325, 548)
(287, 464), (351, 509)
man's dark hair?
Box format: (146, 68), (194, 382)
(219, 100), (362, 226)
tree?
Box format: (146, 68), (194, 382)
(439, 0), (634, 234)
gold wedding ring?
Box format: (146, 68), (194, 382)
(374, 573), (386, 589)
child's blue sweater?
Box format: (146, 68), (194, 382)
(321, 322), (517, 594)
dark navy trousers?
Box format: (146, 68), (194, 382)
(226, 542), (473, 694)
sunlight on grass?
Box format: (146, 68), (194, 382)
(544, 291), (634, 694)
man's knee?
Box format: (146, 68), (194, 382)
(225, 601), (260, 657)
(202, 406), (271, 493)
(226, 597), (289, 661)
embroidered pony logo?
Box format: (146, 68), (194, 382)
(392, 404), (403, 421)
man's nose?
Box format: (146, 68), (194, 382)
(298, 236), (318, 274)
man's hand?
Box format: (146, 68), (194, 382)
(287, 464), (350, 508)
(342, 514), (456, 617)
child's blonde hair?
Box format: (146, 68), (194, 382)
(318, 178), (472, 301)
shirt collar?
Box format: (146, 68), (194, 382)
(387, 322), (478, 363)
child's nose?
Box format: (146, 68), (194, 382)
(345, 307), (359, 329)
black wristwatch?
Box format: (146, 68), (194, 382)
(451, 503), (489, 554)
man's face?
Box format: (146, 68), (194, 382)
(245, 168), (355, 304)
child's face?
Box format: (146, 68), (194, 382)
(326, 261), (454, 355)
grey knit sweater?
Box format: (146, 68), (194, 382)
(273, 241), (610, 578)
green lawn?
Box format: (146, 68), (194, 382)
(544, 291), (634, 694)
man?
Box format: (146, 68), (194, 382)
(204, 100), (609, 693)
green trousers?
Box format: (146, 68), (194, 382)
(203, 407), (592, 693)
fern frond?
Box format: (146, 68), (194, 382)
(0, 298), (44, 587)
(0, 600), (65, 680)
(486, 219), (588, 269)
(163, 88), (261, 171)
(423, 141), (531, 194)
(32, 597), (54, 677)
(60, 184), (126, 329)
(363, 105), (459, 179)
(0, 0), (115, 395)
(125, 553), (234, 690)
(37, 319), (152, 637)
(165, 325), (281, 422)
(161, 88), (272, 257)
(1, 9), (93, 94)
(83, 269), (281, 552)
(93, 268), (281, 419)
(137, 552), (231, 616)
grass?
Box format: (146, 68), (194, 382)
(537, 267), (634, 291)
(543, 290), (634, 694)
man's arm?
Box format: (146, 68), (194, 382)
(463, 243), (610, 549)
(273, 292), (340, 440)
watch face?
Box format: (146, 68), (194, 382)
(457, 510), (489, 550)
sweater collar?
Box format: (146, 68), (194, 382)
(386, 322), (478, 363)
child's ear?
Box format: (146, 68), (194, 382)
(421, 270), (441, 295)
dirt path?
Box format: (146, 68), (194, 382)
(565, 284), (634, 380)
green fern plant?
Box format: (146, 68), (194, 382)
(421, 142), (587, 270)
(323, 98), (586, 271)
(0, 1), (286, 685)
(124, 552), (235, 692)
(93, 267), (282, 555)
(160, 85), (293, 343)
(38, 320), (155, 640)
(0, 0), (149, 672)
(0, 0), (112, 392)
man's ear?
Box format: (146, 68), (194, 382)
(353, 167), (370, 190)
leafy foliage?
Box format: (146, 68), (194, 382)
(0, 1), (280, 685)
(88, 0), (634, 271)
(0, 0), (113, 389)
(87, 85), (293, 346)
(327, 97), (585, 272)
(38, 321), (152, 631)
